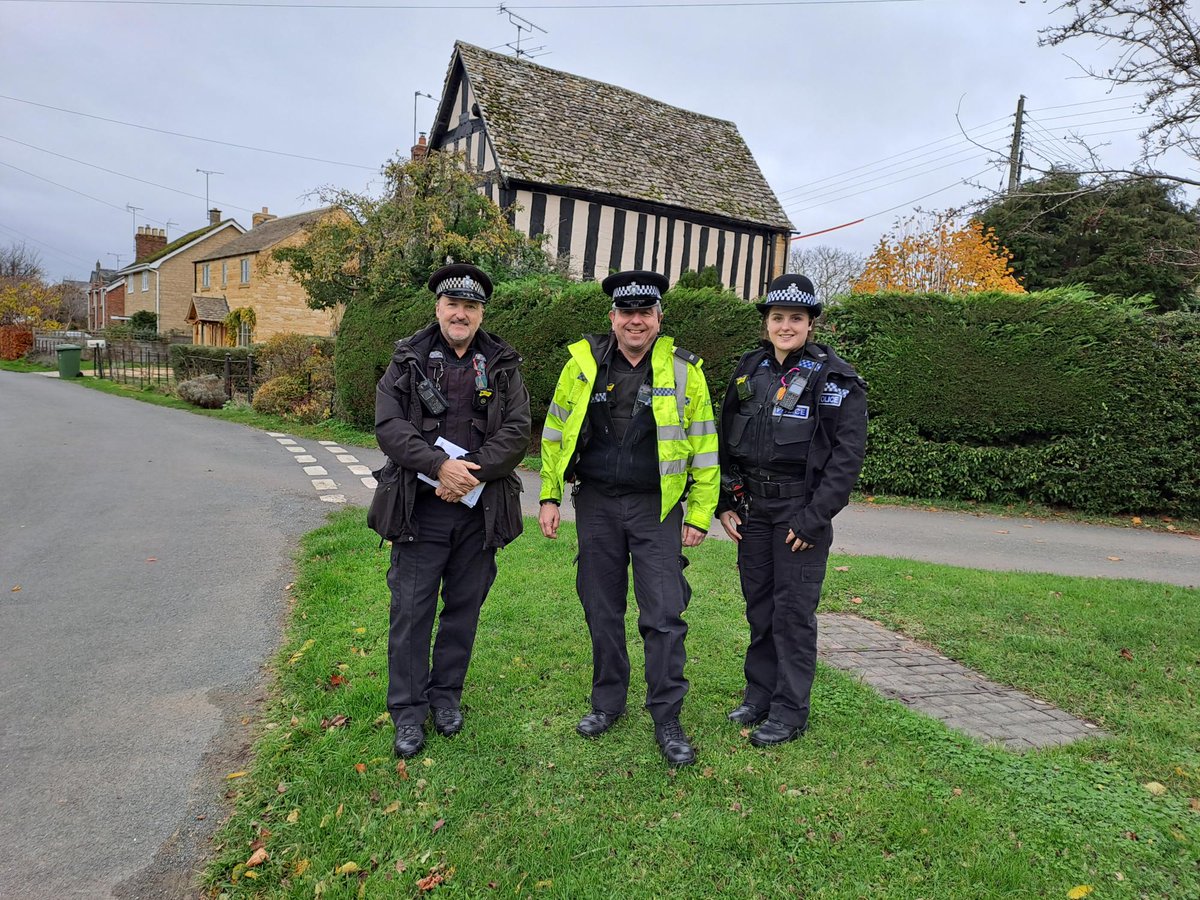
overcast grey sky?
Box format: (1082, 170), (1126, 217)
(1, 0), (1192, 282)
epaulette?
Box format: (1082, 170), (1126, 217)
(673, 346), (701, 366)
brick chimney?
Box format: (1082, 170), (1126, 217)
(208, 208), (222, 226)
(412, 133), (428, 161)
(252, 206), (277, 228)
(134, 226), (167, 263)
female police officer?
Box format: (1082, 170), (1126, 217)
(716, 274), (867, 746)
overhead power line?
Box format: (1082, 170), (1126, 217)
(0, 94), (377, 170)
(0, 0), (933, 7)
(0, 159), (176, 229)
(0, 221), (94, 267)
(0, 134), (256, 213)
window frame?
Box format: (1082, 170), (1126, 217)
(201, 264), (210, 289)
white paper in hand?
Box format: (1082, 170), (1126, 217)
(418, 436), (485, 507)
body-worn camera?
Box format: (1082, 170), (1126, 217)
(416, 378), (448, 416)
(635, 382), (653, 408)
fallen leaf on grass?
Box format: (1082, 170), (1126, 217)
(701, 767), (714, 778)
(1107, 556), (1122, 562)
(834, 566), (850, 572)
(1189, 798), (1200, 812)
(383, 801), (401, 814)
(293, 859), (310, 876)
(320, 715), (350, 730)
(226, 771), (247, 780)
(535, 880), (553, 890)
(374, 712), (391, 726)
(850, 597), (863, 605)
(1067, 887), (1093, 899)
(329, 674), (348, 687)
(246, 848), (268, 868)
(1114, 872), (1124, 882)
(335, 862), (360, 875)
(739, 728), (751, 738)
(422, 757), (433, 768)
(355, 763), (366, 774)
(354, 626), (367, 634)
(1119, 648), (1134, 661)
(1144, 781), (1167, 796)
(396, 760), (410, 780)
(243, 870), (258, 880)
(395, 860), (407, 874)
(277, 782), (287, 794)
(336, 803), (344, 818)
(432, 819), (446, 834)
(1131, 516), (1142, 525)
(286, 809), (299, 823)
(488, 882), (497, 889)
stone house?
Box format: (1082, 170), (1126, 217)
(187, 207), (340, 347)
(118, 211), (245, 334)
(426, 42), (793, 299)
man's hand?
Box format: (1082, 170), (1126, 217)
(435, 483), (465, 503)
(438, 458), (481, 497)
(539, 502), (560, 539)
(718, 511), (743, 543)
(785, 529), (813, 552)
(683, 525), (706, 548)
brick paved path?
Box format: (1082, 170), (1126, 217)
(817, 613), (1107, 750)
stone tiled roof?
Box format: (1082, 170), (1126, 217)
(194, 208), (331, 263)
(188, 295), (230, 323)
(448, 42), (792, 231)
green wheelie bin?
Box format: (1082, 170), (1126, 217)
(56, 344), (82, 379)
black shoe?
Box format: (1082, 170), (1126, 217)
(727, 702), (768, 726)
(654, 719), (696, 767)
(393, 723), (426, 758)
(576, 710), (622, 738)
(431, 707), (464, 737)
(749, 719), (804, 747)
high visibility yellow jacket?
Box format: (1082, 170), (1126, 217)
(540, 335), (719, 531)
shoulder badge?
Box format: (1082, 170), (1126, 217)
(673, 346), (701, 366)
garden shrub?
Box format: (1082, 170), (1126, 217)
(254, 333), (335, 384)
(252, 375), (309, 417)
(0, 326), (33, 360)
(175, 374), (227, 408)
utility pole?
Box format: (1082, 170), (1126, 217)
(1007, 94), (1026, 194)
(196, 168), (222, 216)
(413, 91), (435, 148)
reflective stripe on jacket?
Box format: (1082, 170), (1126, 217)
(540, 335), (719, 530)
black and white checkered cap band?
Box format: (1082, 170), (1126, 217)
(434, 275), (486, 300)
(612, 282), (662, 301)
(765, 283), (819, 307)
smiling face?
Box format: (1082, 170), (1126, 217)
(435, 295), (484, 355)
(764, 306), (814, 360)
(609, 305), (663, 361)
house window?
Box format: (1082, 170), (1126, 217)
(240, 258), (250, 284)
(221, 262), (228, 286)
(202, 264), (210, 288)
(141, 271), (149, 292)
(238, 321), (252, 347)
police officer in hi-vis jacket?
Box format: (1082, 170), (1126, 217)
(717, 273), (867, 747)
(538, 270), (719, 767)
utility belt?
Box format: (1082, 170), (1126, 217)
(742, 471), (806, 499)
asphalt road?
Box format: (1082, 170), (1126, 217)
(0, 371), (1194, 898)
(0, 372), (351, 899)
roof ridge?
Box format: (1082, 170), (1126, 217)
(454, 41), (737, 129)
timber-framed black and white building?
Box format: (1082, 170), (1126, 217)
(426, 42), (793, 300)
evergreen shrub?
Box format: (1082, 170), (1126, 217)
(175, 374), (227, 408)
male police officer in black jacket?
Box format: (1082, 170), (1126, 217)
(375, 264), (531, 758)
(717, 274), (867, 746)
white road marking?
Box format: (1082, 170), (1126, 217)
(268, 432), (287, 437)
(336, 454), (358, 463)
(311, 479), (338, 490)
(348, 464), (372, 476)
(325, 446), (347, 454)
(286, 446), (306, 453)
(319, 494), (346, 503)
(276, 438), (296, 445)
(361, 477), (378, 489)
(317, 441), (338, 446)
(295, 455), (316, 463)
(304, 466), (328, 476)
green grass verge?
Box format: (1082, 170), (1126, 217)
(1, 358), (56, 373)
(205, 511), (1199, 898)
(69, 377), (377, 448)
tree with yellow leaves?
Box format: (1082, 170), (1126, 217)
(852, 212), (1025, 294)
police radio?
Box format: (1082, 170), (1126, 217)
(415, 352), (448, 416)
(775, 367), (813, 413)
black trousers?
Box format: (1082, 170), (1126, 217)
(736, 493), (830, 729)
(386, 491), (497, 726)
(574, 484), (691, 724)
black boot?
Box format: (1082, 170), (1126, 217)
(749, 719), (804, 747)
(432, 707), (464, 737)
(654, 719), (696, 767)
(576, 709), (622, 738)
(393, 723), (426, 758)
(727, 702), (768, 726)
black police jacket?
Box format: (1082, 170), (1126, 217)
(375, 322), (531, 550)
(717, 341), (867, 546)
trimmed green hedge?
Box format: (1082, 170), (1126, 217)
(336, 281), (1199, 516)
(825, 290), (1200, 516)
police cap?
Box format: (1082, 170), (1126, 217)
(428, 263), (493, 304)
(602, 270), (669, 310)
(756, 273), (822, 318)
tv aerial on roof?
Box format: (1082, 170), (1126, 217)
(498, 4), (549, 59)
